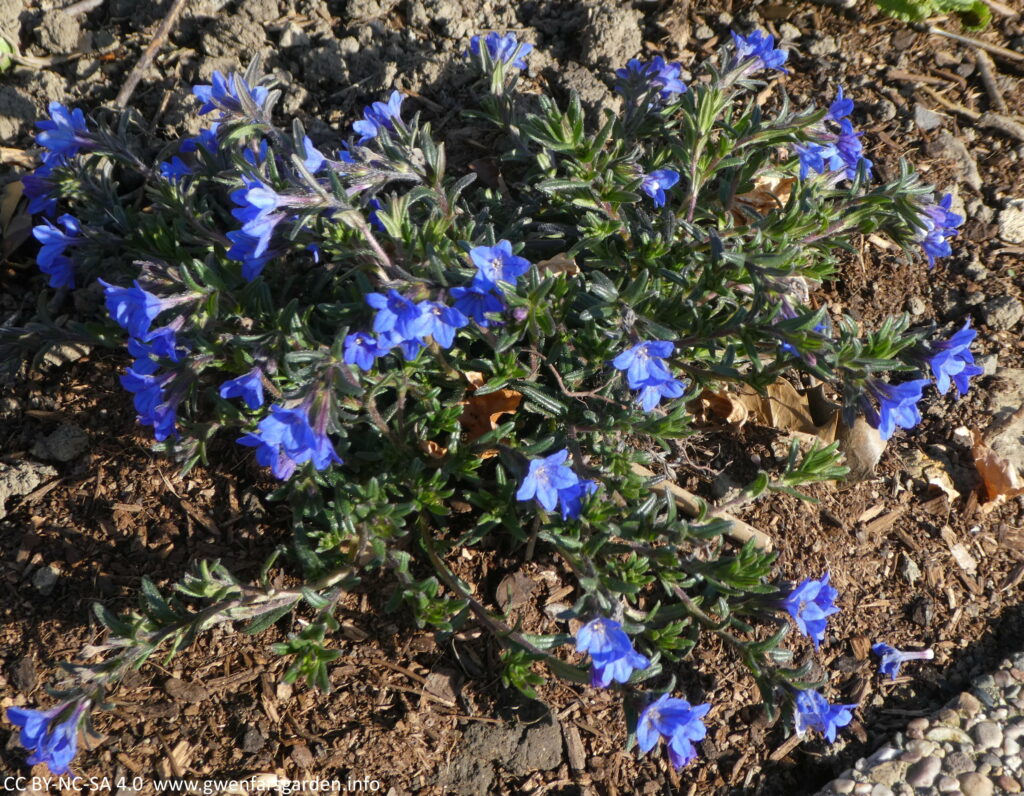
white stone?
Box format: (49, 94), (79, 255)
(999, 199), (1024, 244)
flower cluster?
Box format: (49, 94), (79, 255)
(32, 213), (81, 289)
(238, 404), (340, 481)
(612, 341), (687, 412)
(730, 30), (788, 73)
(637, 694), (711, 769)
(615, 56), (688, 100)
(575, 616), (651, 687)
(922, 319), (983, 396)
(914, 193), (964, 267)
(6, 701), (87, 775)
(794, 87), (872, 182)
(516, 449), (597, 520)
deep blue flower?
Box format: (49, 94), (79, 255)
(872, 643), (934, 681)
(237, 404), (341, 480)
(7, 701), (86, 775)
(35, 103), (92, 167)
(469, 32), (533, 69)
(924, 320), (983, 396)
(915, 193), (963, 267)
(192, 71), (269, 117)
(614, 57), (688, 100)
(557, 478), (597, 520)
(352, 90), (405, 145)
(794, 141), (834, 180)
(780, 573), (839, 649)
(98, 279), (171, 338)
(635, 374), (687, 412)
(160, 156), (191, 181)
(450, 282), (505, 327)
(636, 693), (710, 769)
(381, 329), (425, 361)
(22, 165), (60, 217)
(612, 340), (675, 388)
(833, 119), (872, 180)
(469, 240), (532, 289)
(127, 325), (186, 370)
(299, 135), (326, 173)
(793, 689), (856, 743)
(827, 86), (854, 122)
(343, 332), (391, 371)
(575, 616), (651, 688)
(731, 30), (789, 73)
(366, 290), (429, 341)
(230, 176), (286, 257)
(866, 378), (929, 441)
(226, 229), (276, 281)
(219, 369), (265, 410)
(516, 448), (580, 513)
(180, 123), (220, 153)
(119, 364), (180, 441)
(418, 300), (469, 349)
(33, 214), (81, 272)
(640, 169), (680, 208)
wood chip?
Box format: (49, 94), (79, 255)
(564, 721), (586, 771)
(864, 508), (905, 536)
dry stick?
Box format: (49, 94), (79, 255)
(974, 48), (1008, 114)
(929, 25), (1024, 64)
(920, 86), (1024, 143)
(113, 0), (190, 110)
(630, 463), (774, 551)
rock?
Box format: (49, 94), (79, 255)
(906, 296), (927, 316)
(914, 103), (944, 131)
(870, 785), (893, 796)
(874, 99), (897, 122)
(980, 295), (1024, 331)
(779, 22), (802, 41)
(999, 199), (1024, 243)
(580, 0), (643, 69)
(163, 677), (210, 704)
(510, 712), (563, 774)
(241, 725), (265, 753)
(831, 779), (856, 794)
(943, 750), (975, 775)
(955, 692), (984, 718)
(959, 772), (994, 796)
(997, 774), (1023, 794)
(975, 353), (998, 376)
(870, 760), (906, 787)
(971, 721), (1002, 749)
(32, 423), (89, 463)
(38, 10), (81, 53)
(0, 461), (58, 519)
(694, 23), (715, 41)
(9, 657), (37, 692)
(809, 35), (839, 56)
(32, 565), (59, 596)
(907, 756), (942, 788)
(937, 775), (960, 792)
(964, 257), (989, 281)
(928, 130), (982, 191)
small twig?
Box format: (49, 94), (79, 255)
(980, 0), (1019, 17)
(973, 48), (1008, 114)
(5, 42), (118, 69)
(114, 0), (189, 109)
(64, 0), (104, 16)
(929, 25), (1024, 64)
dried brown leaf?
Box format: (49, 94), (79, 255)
(959, 427), (1024, 512)
(536, 252), (581, 276)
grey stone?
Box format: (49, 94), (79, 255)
(931, 130), (982, 190)
(32, 565), (59, 596)
(937, 775), (960, 792)
(997, 774), (1023, 793)
(870, 785), (893, 796)
(38, 10), (81, 53)
(928, 727), (972, 745)
(964, 257), (989, 281)
(999, 199), (1024, 244)
(971, 721), (1002, 749)
(0, 461), (58, 520)
(944, 750), (975, 775)
(1006, 738), (1022, 756)
(9, 657), (37, 692)
(870, 760), (906, 787)
(959, 772), (994, 796)
(874, 99), (897, 122)
(832, 779), (856, 795)
(907, 757), (942, 788)
(779, 22), (802, 41)
(906, 296), (927, 316)
(955, 692), (983, 718)
(809, 35), (839, 56)
(694, 23), (715, 41)
(32, 423), (89, 463)
(981, 295), (1024, 331)
(241, 725), (265, 753)
(914, 103), (945, 131)
(581, 0), (643, 68)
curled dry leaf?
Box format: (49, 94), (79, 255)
(956, 426), (1024, 512)
(906, 449), (961, 502)
(458, 370), (522, 458)
(535, 252), (581, 276)
(731, 173), (796, 223)
(1, 180), (33, 260)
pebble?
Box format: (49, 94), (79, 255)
(998, 199), (1024, 244)
(937, 775), (960, 792)
(959, 772), (994, 796)
(914, 103), (944, 131)
(907, 757), (942, 787)
(972, 721), (1003, 749)
(998, 774), (1022, 793)
(980, 295), (1024, 331)
(809, 35), (839, 56)
(31, 565), (59, 596)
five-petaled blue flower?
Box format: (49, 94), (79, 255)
(865, 378), (930, 441)
(343, 332), (391, 371)
(640, 169), (680, 208)
(418, 300), (469, 349)
(557, 479), (597, 521)
(469, 32), (533, 69)
(181, 123), (220, 154)
(923, 320), (983, 397)
(636, 693), (710, 769)
(219, 369), (265, 410)
(33, 213), (81, 289)
(352, 90), (405, 145)
(780, 572), (839, 649)
(516, 448), (589, 516)
(731, 29), (788, 73)
(793, 689), (856, 743)
(915, 193), (963, 267)
(366, 290), (429, 341)
(615, 57), (688, 100)
(238, 404), (341, 481)
(127, 326), (185, 371)
(35, 103), (92, 167)
(872, 643), (934, 681)
(231, 177), (286, 258)
(469, 240), (532, 289)
(635, 375), (687, 413)
(575, 616), (651, 688)
(99, 279), (171, 338)
(193, 71), (269, 117)
(7, 701), (86, 775)
(613, 340), (675, 388)
(450, 283), (505, 327)
(827, 86), (854, 123)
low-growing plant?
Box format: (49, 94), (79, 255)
(5, 29), (979, 775)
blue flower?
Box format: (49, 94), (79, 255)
(226, 230), (277, 282)
(635, 375), (687, 412)
(381, 329), (425, 361)
(575, 616), (651, 688)
(119, 363), (180, 441)
(219, 369), (265, 409)
(192, 71), (269, 117)
(469, 32), (533, 69)
(33, 213), (81, 272)
(866, 378), (930, 441)
(181, 123), (220, 153)
(366, 290), (429, 341)
(557, 478), (597, 520)
(636, 693), (710, 769)
(343, 332), (390, 371)
(516, 448), (580, 513)
(352, 90), (405, 145)
(793, 689), (856, 743)
(780, 573), (839, 649)
(827, 86), (854, 122)
(469, 240), (532, 289)
(98, 279), (170, 338)
(450, 282), (505, 327)
(237, 404), (341, 480)
(160, 156), (191, 181)
(793, 142), (832, 180)
(418, 300), (469, 349)
(833, 119), (872, 180)
(614, 57), (688, 100)
(915, 193), (963, 267)
(612, 340), (675, 388)
(22, 165), (60, 217)
(230, 177), (286, 257)
(35, 103), (92, 167)
(640, 169), (680, 208)
(924, 320), (983, 396)
(731, 30), (788, 73)
(127, 325), (186, 370)
(7, 701), (86, 775)
(300, 135), (326, 173)
(872, 643), (934, 680)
